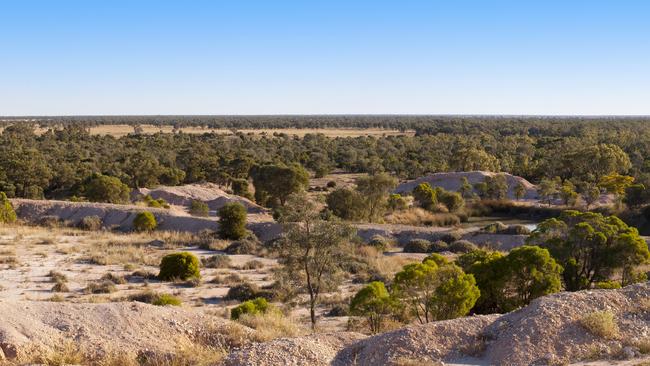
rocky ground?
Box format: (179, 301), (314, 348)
(1, 283), (648, 365)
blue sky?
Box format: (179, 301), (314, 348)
(1, 0), (649, 115)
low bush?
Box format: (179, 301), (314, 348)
(449, 240), (478, 253)
(201, 254), (232, 268)
(403, 239), (432, 253)
(0, 192), (17, 224)
(152, 293), (182, 306)
(133, 211), (157, 232)
(429, 240), (449, 253)
(189, 200), (209, 217)
(52, 282), (69, 292)
(143, 195), (170, 209)
(39, 215), (61, 228)
(439, 231), (463, 244)
(482, 222), (508, 234)
(367, 235), (391, 252)
(580, 311), (619, 339)
(594, 281), (622, 289)
(231, 297), (269, 320)
(224, 237), (259, 255)
(101, 272), (127, 284)
(502, 224), (531, 235)
(158, 252), (201, 281)
(78, 215), (102, 231)
(226, 282), (260, 302)
(84, 280), (117, 294)
(241, 259), (264, 270)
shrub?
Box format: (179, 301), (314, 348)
(387, 194), (408, 212)
(368, 235), (391, 252)
(201, 254), (232, 268)
(0, 192), (17, 224)
(84, 280), (116, 294)
(403, 239), (431, 253)
(224, 237), (259, 255)
(439, 231), (463, 244)
(241, 259), (264, 270)
(502, 224), (531, 235)
(133, 211), (157, 232)
(326, 188), (367, 220)
(142, 195), (170, 209)
(594, 281), (622, 289)
(429, 240), (449, 253)
(326, 181), (337, 188)
(580, 311), (619, 339)
(52, 282), (69, 292)
(231, 297), (269, 320)
(231, 178), (254, 200)
(218, 203), (247, 240)
(449, 240), (477, 253)
(158, 252), (201, 281)
(78, 215), (102, 231)
(482, 222), (508, 234)
(189, 200), (209, 217)
(100, 272), (127, 284)
(39, 215), (61, 228)
(226, 282), (260, 302)
(152, 293), (182, 306)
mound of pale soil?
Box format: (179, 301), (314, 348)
(0, 301), (232, 361)
(135, 183), (266, 214)
(11, 199), (281, 242)
(226, 283), (650, 365)
(222, 333), (366, 366)
(394, 171), (538, 200)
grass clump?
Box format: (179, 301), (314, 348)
(158, 252), (201, 281)
(580, 310), (619, 339)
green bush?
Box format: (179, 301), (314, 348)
(449, 240), (477, 253)
(0, 192), (17, 224)
(594, 281), (622, 289)
(403, 239), (431, 253)
(189, 200), (209, 217)
(78, 215), (102, 231)
(350, 281), (393, 333)
(230, 297), (269, 320)
(152, 293), (182, 306)
(133, 211), (157, 232)
(158, 252), (201, 281)
(218, 203), (247, 240)
(143, 195), (170, 209)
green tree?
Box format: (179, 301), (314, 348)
(598, 174), (635, 204)
(82, 174), (130, 204)
(559, 181), (578, 206)
(0, 192), (17, 223)
(349, 281), (394, 333)
(355, 173), (398, 222)
(218, 202), (247, 240)
(392, 260), (479, 323)
(275, 193), (355, 329)
(537, 177), (561, 205)
(326, 188), (367, 221)
(459, 177), (474, 199)
(250, 164), (309, 207)
(528, 210), (650, 290)
(412, 183), (437, 211)
(514, 182), (526, 201)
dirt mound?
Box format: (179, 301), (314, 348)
(222, 333), (366, 366)
(135, 183), (266, 214)
(394, 171), (538, 200)
(0, 301), (231, 361)
(11, 199), (281, 242)
(226, 283), (650, 365)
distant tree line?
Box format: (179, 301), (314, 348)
(3, 120), (650, 206)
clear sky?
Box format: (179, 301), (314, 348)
(1, 0), (649, 116)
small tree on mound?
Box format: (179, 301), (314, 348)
(133, 211), (157, 232)
(0, 192), (17, 224)
(218, 202), (247, 240)
(158, 252), (201, 281)
(82, 173), (130, 204)
(350, 281), (394, 334)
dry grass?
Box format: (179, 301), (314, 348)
(579, 310), (619, 339)
(84, 241), (158, 266)
(237, 311), (303, 342)
(385, 208), (460, 227)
